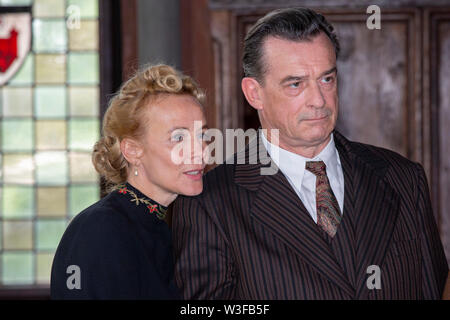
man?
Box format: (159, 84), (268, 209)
(172, 7), (448, 299)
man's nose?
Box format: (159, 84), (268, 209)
(306, 81), (326, 108)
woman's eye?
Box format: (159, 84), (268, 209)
(171, 134), (184, 142)
(200, 131), (210, 140)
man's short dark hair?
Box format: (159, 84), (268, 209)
(243, 7), (340, 83)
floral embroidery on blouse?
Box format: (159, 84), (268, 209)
(115, 184), (167, 220)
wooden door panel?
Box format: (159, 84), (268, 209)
(426, 8), (450, 264)
(329, 11), (420, 160)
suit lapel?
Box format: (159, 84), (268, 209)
(334, 132), (400, 299)
(329, 141), (357, 288)
(235, 131), (355, 297)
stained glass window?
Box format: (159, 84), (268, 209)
(0, 0), (100, 286)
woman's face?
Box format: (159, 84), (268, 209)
(134, 94), (207, 204)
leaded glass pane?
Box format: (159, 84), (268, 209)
(37, 253), (54, 284)
(69, 20), (98, 51)
(69, 86), (99, 116)
(35, 54), (66, 84)
(69, 184), (99, 217)
(0, 0), (33, 5)
(2, 186), (34, 219)
(3, 153), (34, 184)
(3, 221), (33, 250)
(2, 252), (33, 285)
(8, 54), (34, 86)
(69, 152), (98, 183)
(2, 87), (33, 117)
(68, 52), (99, 84)
(67, 0), (98, 18)
(35, 86), (66, 119)
(1, 119), (33, 151)
(37, 187), (66, 217)
(35, 151), (68, 185)
(36, 120), (67, 150)
(69, 118), (99, 150)
(36, 219), (66, 250)
(33, 19), (67, 53)
(33, 0), (65, 18)
(0, 0), (100, 287)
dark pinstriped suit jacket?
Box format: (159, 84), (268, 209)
(172, 131), (448, 299)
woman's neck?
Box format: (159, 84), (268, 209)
(126, 176), (177, 207)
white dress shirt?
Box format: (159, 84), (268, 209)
(261, 132), (345, 223)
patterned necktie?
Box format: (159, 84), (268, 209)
(305, 161), (342, 237)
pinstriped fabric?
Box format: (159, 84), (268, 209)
(172, 130), (448, 299)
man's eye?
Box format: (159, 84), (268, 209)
(289, 82), (301, 88)
(322, 76), (334, 83)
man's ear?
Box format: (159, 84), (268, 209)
(120, 138), (143, 165)
(241, 77), (263, 110)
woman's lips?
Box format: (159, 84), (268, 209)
(183, 169), (204, 181)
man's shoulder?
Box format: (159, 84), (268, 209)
(341, 136), (421, 184)
(350, 139), (416, 167)
(202, 162), (238, 189)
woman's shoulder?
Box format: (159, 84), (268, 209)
(61, 192), (135, 247)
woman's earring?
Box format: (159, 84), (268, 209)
(134, 166), (138, 176)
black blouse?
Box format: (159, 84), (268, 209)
(50, 183), (180, 300)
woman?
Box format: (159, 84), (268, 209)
(50, 64), (207, 299)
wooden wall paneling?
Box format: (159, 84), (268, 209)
(180, 0), (217, 129)
(99, 0), (123, 120)
(209, 0), (450, 10)
(211, 10), (240, 131)
(425, 8), (450, 265)
(120, 0), (138, 81)
(327, 9), (421, 162)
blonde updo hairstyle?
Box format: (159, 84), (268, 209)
(92, 64), (205, 188)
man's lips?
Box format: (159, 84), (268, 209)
(302, 115), (328, 121)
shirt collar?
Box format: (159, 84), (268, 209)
(261, 131), (341, 184)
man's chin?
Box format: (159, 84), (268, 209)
(297, 126), (333, 144)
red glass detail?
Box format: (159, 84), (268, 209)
(0, 28), (18, 73)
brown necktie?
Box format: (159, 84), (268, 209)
(305, 161), (342, 237)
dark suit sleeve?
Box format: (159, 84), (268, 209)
(415, 163), (449, 299)
(51, 214), (143, 300)
(172, 195), (237, 299)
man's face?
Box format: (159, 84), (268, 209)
(257, 32), (338, 152)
